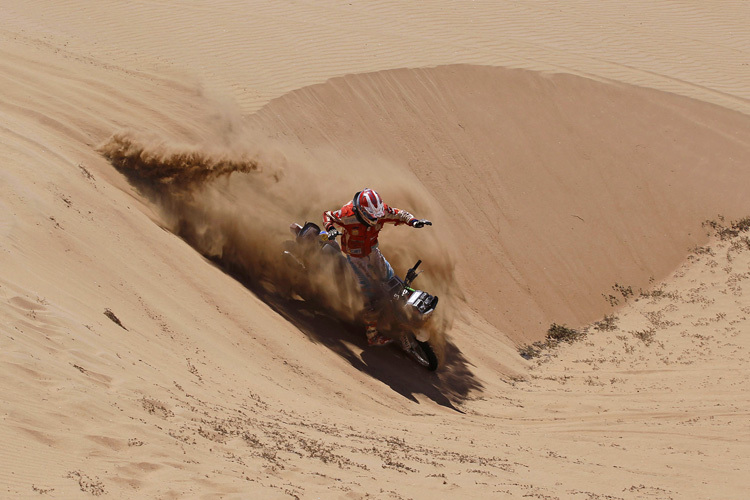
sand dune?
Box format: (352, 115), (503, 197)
(1, 1), (749, 498)
(3, 1), (749, 114)
(249, 64), (750, 343)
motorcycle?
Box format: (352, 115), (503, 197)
(282, 222), (440, 371)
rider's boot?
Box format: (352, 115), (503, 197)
(366, 323), (393, 346)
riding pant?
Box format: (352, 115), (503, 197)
(346, 248), (394, 325)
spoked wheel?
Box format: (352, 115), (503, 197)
(400, 333), (439, 371)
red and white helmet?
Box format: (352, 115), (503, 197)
(354, 188), (385, 226)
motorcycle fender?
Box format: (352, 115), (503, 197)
(414, 328), (431, 342)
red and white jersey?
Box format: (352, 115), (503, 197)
(323, 200), (415, 257)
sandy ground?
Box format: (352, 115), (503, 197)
(1, 1), (749, 498)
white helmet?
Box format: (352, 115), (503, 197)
(353, 188), (385, 226)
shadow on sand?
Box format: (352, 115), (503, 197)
(260, 289), (483, 412)
(216, 256), (483, 412)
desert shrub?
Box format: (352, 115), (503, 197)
(690, 245), (714, 256)
(518, 341), (547, 360)
(603, 282), (636, 306)
(612, 283), (634, 301)
(518, 323), (585, 359)
(703, 216), (750, 240)
(593, 314), (618, 331)
(631, 327), (656, 345)
(546, 323), (584, 342)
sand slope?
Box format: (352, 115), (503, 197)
(249, 65), (750, 342)
(1, 1), (749, 499)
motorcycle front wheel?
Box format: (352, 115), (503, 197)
(401, 334), (438, 371)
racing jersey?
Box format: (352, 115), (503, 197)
(323, 201), (415, 257)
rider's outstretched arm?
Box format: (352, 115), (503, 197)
(382, 206), (431, 228)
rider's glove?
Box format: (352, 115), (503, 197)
(411, 219), (432, 228)
(326, 228), (341, 241)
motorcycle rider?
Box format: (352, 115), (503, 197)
(323, 188), (431, 346)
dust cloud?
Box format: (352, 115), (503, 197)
(97, 101), (456, 353)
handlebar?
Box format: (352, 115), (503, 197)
(405, 260), (422, 286)
(323, 229), (341, 242)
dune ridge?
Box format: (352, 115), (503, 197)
(2, 1), (749, 114)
